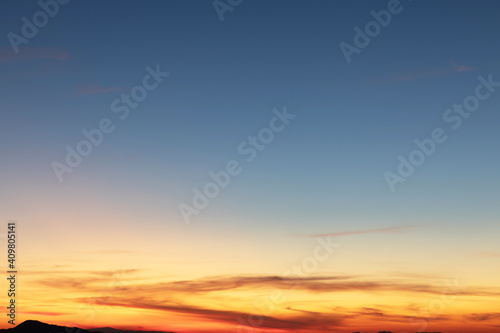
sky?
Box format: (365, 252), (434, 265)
(1, 0), (500, 332)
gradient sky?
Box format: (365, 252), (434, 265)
(1, 0), (500, 332)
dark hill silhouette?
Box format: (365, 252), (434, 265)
(0, 320), (98, 333)
(0, 321), (174, 333)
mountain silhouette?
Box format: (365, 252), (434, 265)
(0, 320), (98, 333)
(0, 321), (174, 333)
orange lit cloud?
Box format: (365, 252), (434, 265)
(466, 313), (500, 322)
(32, 272), (500, 298)
(17, 267), (500, 332)
(73, 298), (349, 331)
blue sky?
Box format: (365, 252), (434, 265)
(1, 0), (500, 233)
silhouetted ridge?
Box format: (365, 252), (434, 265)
(0, 321), (174, 333)
(3, 320), (99, 333)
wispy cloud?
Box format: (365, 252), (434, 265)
(90, 269), (138, 276)
(352, 306), (451, 323)
(298, 224), (422, 238)
(368, 61), (473, 85)
(465, 313), (500, 322)
(76, 298), (467, 331)
(23, 268), (139, 276)
(109, 154), (137, 161)
(0, 47), (69, 64)
(76, 298), (349, 331)
(91, 250), (137, 255)
(474, 251), (500, 258)
(23, 311), (68, 316)
(388, 69), (448, 83)
(26, 268), (500, 332)
(40, 273), (500, 299)
(451, 60), (473, 72)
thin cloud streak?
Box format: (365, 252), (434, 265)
(38, 272), (500, 298)
(451, 60), (473, 72)
(76, 299), (483, 331)
(23, 311), (68, 316)
(299, 224), (422, 238)
(77, 298), (348, 331)
(466, 313), (500, 322)
(474, 251), (500, 258)
(367, 61), (473, 85)
(0, 47), (69, 64)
